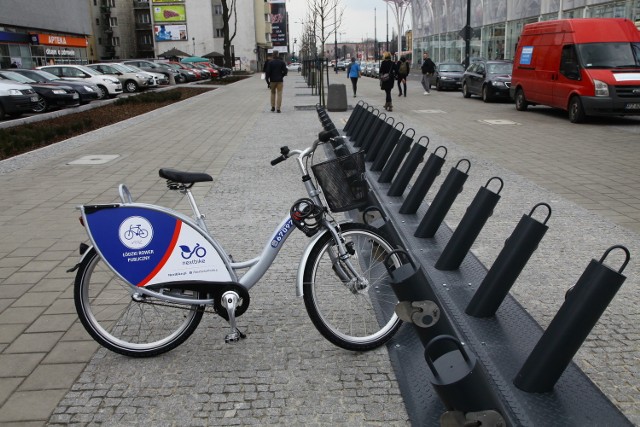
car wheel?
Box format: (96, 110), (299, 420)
(482, 85), (492, 103)
(515, 89), (528, 111)
(96, 85), (108, 100)
(568, 96), (586, 123)
(462, 82), (471, 98)
(32, 95), (48, 113)
(124, 80), (138, 93)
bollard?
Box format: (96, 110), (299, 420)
(344, 101), (366, 134)
(378, 128), (415, 183)
(387, 136), (429, 197)
(514, 245), (630, 393)
(365, 116), (395, 162)
(399, 146), (448, 214)
(435, 177), (503, 271)
(360, 111), (386, 153)
(371, 121), (404, 171)
(466, 203), (551, 318)
(415, 159), (470, 238)
(424, 335), (503, 414)
(352, 106), (376, 147)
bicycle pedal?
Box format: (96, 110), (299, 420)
(224, 329), (246, 343)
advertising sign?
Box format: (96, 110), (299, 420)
(30, 33), (88, 47)
(153, 5), (187, 22)
(83, 205), (232, 287)
(269, 0), (288, 53)
(520, 46), (533, 65)
(155, 24), (188, 41)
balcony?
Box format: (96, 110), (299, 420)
(135, 22), (152, 30)
(100, 5), (111, 16)
(133, 1), (149, 9)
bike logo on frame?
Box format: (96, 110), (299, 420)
(180, 243), (207, 259)
(119, 216), (154, 250)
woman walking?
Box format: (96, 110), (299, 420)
(379, 52), (397, 111)
(347, 57), (361, 97)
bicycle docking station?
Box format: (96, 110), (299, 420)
(315, 103), (633, 426)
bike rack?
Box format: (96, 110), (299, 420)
(313, 107), (633, 426)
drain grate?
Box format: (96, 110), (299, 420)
(68, 155), (119, 165)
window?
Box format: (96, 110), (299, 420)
(141, 34), (152, 45)
(111, 37), (120, 46)
(560, 45), (581, 80)
(214, 5), (223, 15)
(96, 18), (100, 25)
(107, 0), (115, 7)
(109, 17), (118, 27)
(138, 13), (151, 24)
(215, 28), (224, 38)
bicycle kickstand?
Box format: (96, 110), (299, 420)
(221, 291), (246, 343)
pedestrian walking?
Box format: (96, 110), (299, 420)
(262, 55), (271, 89)
(421, 51), (436, 95)
(379, 52), (397, 111)
(265, 50), (288, 113)
(397, 56), (409, 97)
(347, 57), (361, 98)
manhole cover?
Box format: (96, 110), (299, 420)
(478, 119), (520, 125)
(414, 109), (446, 114)
(68, 155), (119, 165)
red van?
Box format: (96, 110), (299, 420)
(510, 18), (640, 123)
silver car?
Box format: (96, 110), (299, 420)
(120, 64), (169, 86)
(87, 63), (152, 93)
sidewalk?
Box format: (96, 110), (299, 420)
(0, 73), (637, 425)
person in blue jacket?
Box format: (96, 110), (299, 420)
(346, 57), (361, 98)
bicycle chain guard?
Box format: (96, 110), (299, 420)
(290, 198), (324, 237)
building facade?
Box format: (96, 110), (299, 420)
(411, 0), (640, 65)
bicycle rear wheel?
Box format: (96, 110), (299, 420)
(302, 223), (402, 351)
(74, 248), (205, 357)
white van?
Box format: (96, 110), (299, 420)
(38, 65), (123, 100)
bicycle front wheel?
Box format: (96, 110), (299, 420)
(302, 223), (402, 351)
(74, 248), (205, 357)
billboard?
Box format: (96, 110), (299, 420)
(269, 0), (287, 53)
(153, 5), (187, 22)
(154, 24), (188, 41)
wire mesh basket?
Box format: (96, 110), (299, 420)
(311, 150), (369, 212)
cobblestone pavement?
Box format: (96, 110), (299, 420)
(0, 73), (637, 425)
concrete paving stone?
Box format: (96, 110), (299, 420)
(7, 247), (46, 258)
(11, 291), (60, 308)
(2, 271), (49, 286)
(29, 278), (72, 293)
(59, 322), (91, 342)
(17, 260), (61, 273)
(42, 298), (75, 315)
(24, 313), (77, 333)
(42, 340), (99, 364)
(0, 353), (46, 377)
(0, 378), (22, 406)
(0, 285), (32, 299)
(4, 332), (64, 354)
(0, 257), (32, 269)
(0, 306), (46, 324)
(0, 323), (25, 344)
(0, 389), (68, 423)
(18, 363), (85, 391)
(0, 267), (19, 280)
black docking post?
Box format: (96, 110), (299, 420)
(466, 203), (551, 317)
(378, 128), (415, 183)
(399, 146), (447, 214)
(387, 136), (429, 197)
(514, 245), (630, 393)
(371, 122), (404, 171)
(415, 159), (470, 238)
(352, 106), (376, 148)
(360, 111), (386, 153)
(435, 177), (503, 270)
(365, 116), (395, 162)
(344, 101), (365, 134)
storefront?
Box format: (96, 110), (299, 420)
(412, 0), (640, 65)
(0, 29), (89, 69)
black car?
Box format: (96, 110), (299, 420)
(434, 62), (466, 91)
(10, 68), (100, 105)
(210, 63), (232, 77)
(461, 60), (513, 102)
(0, 80), (39, 120)
(0, 70), (80, 113)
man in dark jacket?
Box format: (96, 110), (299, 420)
(420, 51), (436, 95)
(264, 50), (288, 113)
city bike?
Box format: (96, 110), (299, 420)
(69, 137), (403, 357)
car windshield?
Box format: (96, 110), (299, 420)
(118, 64), (140, 73)
(577, 42), (640, 69)
(32, 70), (60, 81)
(107, 64), (131, 73)
(487, 63), (513, 74)
(0, 71), (35, 83)
(440, 64), (465, 72)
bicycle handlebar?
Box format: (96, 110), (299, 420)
(270, 155), (287, 166)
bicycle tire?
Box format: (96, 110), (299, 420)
(74, 248), (205, 357)
(302, 223), (402, 351)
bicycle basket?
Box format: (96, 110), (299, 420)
(311, 151), (369, 212)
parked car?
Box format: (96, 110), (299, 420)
(181, 62), (208, 79)
(0, 79), (38, 120)
(371, 63), (380, 78)
(363, 62), (373, 77)
(335, 61), (347, 71)
(38, 64), (122, 100)
(9, 68), (100, 105)
(121, 64), (169, 86)
(123, 60), (181, 84)
(434, 62), (466, 91)
(461, 59), (513, 102)
(87, 63), (153, 93)
(191, 63), (216, 79)
(210, 63), (232, 77)
(286, 62), (301, 72)
(165, 62), (200, 81)
(0, 70), (80, 113)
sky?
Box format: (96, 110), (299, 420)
(284, 0), (410, 54)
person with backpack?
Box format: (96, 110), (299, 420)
(346, 57), (362, 98)
(397, 56), (410, 97)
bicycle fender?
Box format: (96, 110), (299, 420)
(67, 243), (95, 273)
(296, 230), (327, 297)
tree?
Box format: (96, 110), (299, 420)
(221, 0), (237, 68)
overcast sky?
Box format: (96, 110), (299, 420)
(285, 0), (410, 53)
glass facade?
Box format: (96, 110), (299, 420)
(412, 0), (640, 64)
